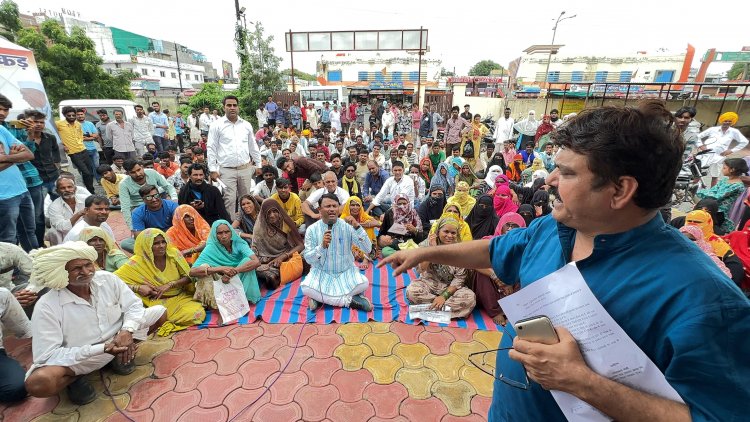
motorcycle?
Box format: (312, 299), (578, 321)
(482, 113), (496, 135)
(672, 149), (711, 206)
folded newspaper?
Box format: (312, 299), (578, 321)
(408, 304), (452, 324)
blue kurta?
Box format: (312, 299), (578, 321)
(488, 214), (750, 422)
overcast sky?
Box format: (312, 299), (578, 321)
(18, 0), (749, 76)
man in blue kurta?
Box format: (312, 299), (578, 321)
(381, 101), (750, 422)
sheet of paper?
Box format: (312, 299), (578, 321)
(213, 276), (250, 324)
(409, 304), (452, 324)
(388, 222), (408, 235)
(499, 263), (684, 421)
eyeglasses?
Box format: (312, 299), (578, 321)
(143, 194), (159, 200)
(468, 324), (530, 390)
(345, 169), (355, 173)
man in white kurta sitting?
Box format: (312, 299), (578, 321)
(46, 177), (90, 245)
(62, 195), (115, 243)
(301, 171), (350, 227)
(23, 242), (167, 405)
(302, 193), (372, 312)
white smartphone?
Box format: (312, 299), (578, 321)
(514, 315), (559, 345)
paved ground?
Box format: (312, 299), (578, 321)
(1, 210), (501, 421)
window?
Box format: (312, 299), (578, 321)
(619, 71), (632, 83)
(171, 72), (177, 78)
(196, 75), (201, 81)
(654, 70), (675, 83)
(186, 74), (191, 80)
(159, 70), (166, 77)
(327, 70), (342, 82)
(547, 71), (560, 82)
(571, 71), (583, 82)
(141, 68), (148, 75)
(594, 71), (608, 82)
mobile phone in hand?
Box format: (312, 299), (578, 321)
(514, 315), (559, 345)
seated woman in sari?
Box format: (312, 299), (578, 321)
(429, 203), (472, 242)
(696, 158), (749, 233)
(407, 216), (476, 319)
(166, 204), (210, 265)
(232, 195), (260, 245)
(190, 220), (262, 306)
(678, 225), (732, 278)
(79, 226), (129, 272)
(520, 157), (545, 185)
(454, 162), (480, 197)
(685, 210), (745, 286)
(377, 194), (425, 257)
(341, 196), (381, 268)
(472, 212), (526, 325)
(114, 228), (206, 336)
(251, 199), (305, 289)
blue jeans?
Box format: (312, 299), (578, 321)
(152, 136), (169, 153)
(41, 180), (58, 201)
(87, 149), (100, 182)
(0, 192), (39, 252)
(27, 185), (45, 248)
(0, 350), (26, 403)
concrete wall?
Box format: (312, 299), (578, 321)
(451, 83), (504, 119)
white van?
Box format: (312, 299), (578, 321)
(58, 99), (138, 123)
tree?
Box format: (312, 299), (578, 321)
(281, 68), (317, 82)
(0, 0), (21, 42)
(17, 20), (133, 107)
(468, 60), (504, 76)
(440, 67), (455, 77)
(236, 21), (284, 124)
(726, 62), (748, 80)
(187, 82), (231, 113)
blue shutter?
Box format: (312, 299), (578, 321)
(619, 71), (632, 82)
(358, 71), (368, 81)
(571, 71), (583, 82)
(594, 71), (608, 82)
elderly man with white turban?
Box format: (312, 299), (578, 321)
(23, 242), (166, 405)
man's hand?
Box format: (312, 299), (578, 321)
(111, 330), (135, 364)
(508, 327), (592, 393)
(104, 340), (129, 356)
(111, 197), (121, 206)
(377, 248), (424, 276)
(322, 230), (332, 248)
(13, 289), (38, 307)
(720, 150), (732, 157)
(364, 195), (373, 202)
(210, 171), (221, 180)
(191, 200), (204, 210)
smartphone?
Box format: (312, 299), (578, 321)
(514, 315), (559, 345)
(9, 120), (25, 129)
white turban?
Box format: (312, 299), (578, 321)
(28, 242), (98, 291)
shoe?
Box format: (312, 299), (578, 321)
(349, 294), (372, 312)
(108, 358), (135, 375)
(308, 297), (320, 311)
(66, 376), (97, 406)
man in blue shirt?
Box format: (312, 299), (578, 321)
(362, 161), (389, 217)
(76, 109), (101, 182)
(265, 96), (277, 127)
(381, 101), (750, 421)
(121, 184), (178, 253)
(173, 111), (185, 153)
(149, 102), (169, 153)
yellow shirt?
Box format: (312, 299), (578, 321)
(55, 120), (85, 154)
(271, 192), (304, 227)
(102, 173), (126, 199)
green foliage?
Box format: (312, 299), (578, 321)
(0, 0), (22, 42)
(17, 20), (133, 107)
(727, 62), (747, 80)
(187, 82), (232, 112)
(440, 67), (455, 77)
(236, 21), (284, 125)
(468, 60), (504, 76)
(281, 68), (317, 82)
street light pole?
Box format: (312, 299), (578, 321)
(542, 11), (576, 87)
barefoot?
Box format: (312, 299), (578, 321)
(492, 314), (507, 326)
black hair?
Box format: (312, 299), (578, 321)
(158, 151), (170, 160)
(61, 106), (75, 116)
(123, 159), (140, 172)
(188, 163), (206, 175)
(675, 106), (697, 118)
(138, 184), (157, 197)
(319, 192), (340, 207)
(309, 172), (322, 183)
(276, 157), (289, 169)
(464, 104), (470, 108)
(398, 145), (407, 150)
(348, 146), (358, 152)
(113, 154), (125, 161)
(179, 157), (193, 165)
(261, 165), (278, 177)
(725, 158), (749, 176)
(550, 109), (559, 114)
(0, 94), (11, 109)
(134, 104), (144, 111)
(142, 160), (154, 167)
(344, 163), (356, 171)
(551, 100), (683, 209)
(167, 145), (178, 152)
(276, 177), (290, 188)
(223, 95), (239, 105)
(23, 109), (45, 120)
(85, 194), (109, 207)
(451, 106), (460, 112)
(75, 108), (86, 114)
(96, 164), (113, 176)
(151, 101), (160, 106)
(330, 153), (341, 161)
(142, 153), (154, 160)
(392, 161), (404, 169)
(473, 113), (481, 119)
(192, 146), (204, 154)
(410, 164), (420, 172)
(96, 109), (108, 115)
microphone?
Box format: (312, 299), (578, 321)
(327, 220), (334, 232)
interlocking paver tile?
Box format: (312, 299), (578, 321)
(206, 324), (237, 339)
(473, 330), (503, 350)
(430, 380), (476, 416)
(259, 321), (288, 337)
(248, 334), (286, 360)
(132, 336), (172, 365)
(103, 364), (152, 395)
(392, 343), (430, 368)
(223, 387), (269, 421)
(77, 394), (129, 422)
(253, 402), (303, 422)
(460, 366), (494, 397)
(327, 400), (376, 422)
(450, 340), (488, 366)
(295, 384), (340, 422)
(126, 376), (176, 412)
(282, 323), (318, 346)
(316, 323), (341, 335)
(394, 367), (439, 399)
(336, 322), (372, 345)
(333, 343), (372, 371)
(176, 405), (229, 421)
(150, 391), (200, 422)
(171, 329), (208, 352)
(442, 327), (476, 343)
(2, 397), (58, 422)
(214, 346), (254, 375)
(424, 353), (465, 382)
(471, 394), (492, 419)
(238, 358), (280, 389)
(368, 322), (392, 333)
(307, 334), (344, 358)
(173, 361), (217, 393)
(363, 381), (409, 418)
(369, 418), (409, 422)
(152, 349), (194, 378)
(330, 369), (373, 402)
(268, 371), (308, 405)
(363, 355), (403, 384)
(273, 345), (314, 372)
(106, 408), (154, 422)
(31, 412), (78, 422)
(399, 397), (448, 422)
(301, 357), (342, 387)
(227, 325), (264, 349)
(389, 322), (424, 344)
(418, 330), (455, 355)
(362, 332), (400, 356)
(191, 337), (231, 363)
(441, 414), (486, 422)
(197, 373), (243, 408)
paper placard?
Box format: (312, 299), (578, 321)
(213, 276), (250, 324)
(409, 303), (452, 324)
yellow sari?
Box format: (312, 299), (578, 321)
(447, 181), (476, 217)
(429, 204), (472, 242)
(340, 196), (377, 260)
(114, 228), (205, 336)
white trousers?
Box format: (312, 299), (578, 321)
(301, 279), (368, 308)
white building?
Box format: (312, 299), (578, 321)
(101, 55), (205, 94)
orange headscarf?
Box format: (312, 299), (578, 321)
(166, 204), (211, 264)
(685, 210), (732, 257)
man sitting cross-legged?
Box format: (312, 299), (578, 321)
(24, 242), (167, 405)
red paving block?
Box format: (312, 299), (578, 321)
(107, 408), (154, 422)
(330, 368), (374, 402)
(152, 349), (194, 378)
(248, 334), (287, 361)
(418, 330), (456, 355)
(223, 387), (270, 421)
(301, 357), (343, 387)
(363, 382), (409, 419)
(173, 361), (217, 393)
(150, 390), (201, 422)
(227, 325), (264, 349)
(127, 376), (177, 412)
(442, 414), (486, 422)
(197, 373), (243, 408)
(268, 371), (308, 405)
(390, 322), (425, 344)
(238, 359), (280, 389)
(253, 402), (303, 421)
(206, 324), (238, 339)
(443, 326), (476, 343)
(471, 394), (492, 419)
(295, 384), (340, 422)
(369, 417), (409, 422)
(2, 396), (58, 422)
(282, 323), (318, 346)
(273, 345), (314, 372)
(399, 397), (449, 422)
(172, 329), (209, 352)
(423, 325), (445, 333)
(315, 323), (341, 335)
(307, 334), (344, 358)
(214, 346), (254, 375)
(259, 321), (288, 337)
(327, 399), (376, 422)
(177, 405), (229, 422)
(192, 337), (231, 363)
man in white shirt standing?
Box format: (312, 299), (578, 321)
(199, 106), (211, 136)
(24, 243), (167, 405)
(256, 103), (268, 128)
(494, 107), (515, 149)
(130, 105), (153, 157)
(366, 162), (415, 215)
(207, 95), (262, 219)
(697, 111), (749, 187)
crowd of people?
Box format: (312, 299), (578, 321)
(1, 89), (749, 420)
